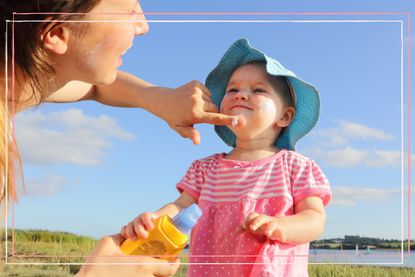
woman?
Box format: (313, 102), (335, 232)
(1, 0), (238, 276)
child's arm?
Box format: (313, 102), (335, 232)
(240, 196), (326, 244)
(120, 192), (196, 241)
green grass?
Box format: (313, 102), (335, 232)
(308, 264), (415, 277)
(1, 229), (95, 276)
(1, 230), (414, 276)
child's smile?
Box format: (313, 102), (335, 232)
(229, 104), (254, 111)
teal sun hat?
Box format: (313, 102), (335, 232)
(205, 39), (320, 151)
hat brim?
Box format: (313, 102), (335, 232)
(205, 39), (320, 151)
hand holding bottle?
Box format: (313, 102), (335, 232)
(119, 204), (202, 258)
(121, 212), (158, 241)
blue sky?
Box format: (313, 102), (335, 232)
(8, 0), (414, 245)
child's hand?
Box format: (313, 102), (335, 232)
(120, 212), (158, 241)
(239, 212), (286, 242)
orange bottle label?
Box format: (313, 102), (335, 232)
(120, 215), (188, 259)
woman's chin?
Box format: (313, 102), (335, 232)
(95, 71), (118, 85)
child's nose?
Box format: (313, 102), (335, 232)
(234, 90), (249, 100)
(133, 4), (149, 36)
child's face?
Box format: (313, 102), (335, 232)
(220, 63), (293, 141)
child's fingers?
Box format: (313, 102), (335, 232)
(239, 212), (260, 230)
(125, 221), (138, 241)
(133, 216), (150, 239)
(248, 215), (270, 232)
(120, 225), (128, 239)
(251, 220), (282, 241)
(134, 223), (149, 239)
(141, 212), (156, 230)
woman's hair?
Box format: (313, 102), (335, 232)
(0, 0), (101, 203)
(0, 0), (101, 103)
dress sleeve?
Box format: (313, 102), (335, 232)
(290, 158), (331, 206)
(176, 160), (205, 201)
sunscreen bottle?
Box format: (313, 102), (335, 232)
(120, 204), (202, 259)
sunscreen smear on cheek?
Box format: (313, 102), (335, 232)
(258, 100), (276, 113)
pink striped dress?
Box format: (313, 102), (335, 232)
(177, 150), (331, 277)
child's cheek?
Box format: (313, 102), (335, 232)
(257, 99), (276, 114)
(219, 96), (230, 113)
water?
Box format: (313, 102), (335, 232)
(182, 249), (415, 267)
(308, 249), (414, 267)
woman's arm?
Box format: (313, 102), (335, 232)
(46, 71), (155, 107)
(46, 71), (240, 144)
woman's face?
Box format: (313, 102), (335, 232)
(65, 0), (149, 84)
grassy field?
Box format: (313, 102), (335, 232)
(1, 230), (414, 276)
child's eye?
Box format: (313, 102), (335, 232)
(254, 88), (266, 93)
(226, 88), (238, 93)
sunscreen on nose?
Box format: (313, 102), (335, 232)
(120, 204), (202, 259)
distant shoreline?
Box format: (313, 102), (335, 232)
(2, 229), (414, 251)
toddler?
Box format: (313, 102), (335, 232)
(121, 39), (331, 277)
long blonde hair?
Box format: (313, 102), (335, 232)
(0, 97), (18, 203)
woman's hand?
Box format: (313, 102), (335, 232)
(76, 234), (180, 277)
(150, 81), (245, 144)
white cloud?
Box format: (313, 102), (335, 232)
(19, 175), (76, 197)
(14, 109), (135, 166)
(366, 150), (401, 167)
(331, 186), (400, 207)
(313, 129), (349, 147)
(320, 147), (368, 167)
(339, 121), (394, 141)
(306, 120), (413, 168)
(312, 147), (414, 168)
(312, 120), (394, 148)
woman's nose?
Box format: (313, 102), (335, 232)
(134, 3), (149, 36)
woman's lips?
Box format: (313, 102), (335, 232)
(118, 45), (132, 66)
